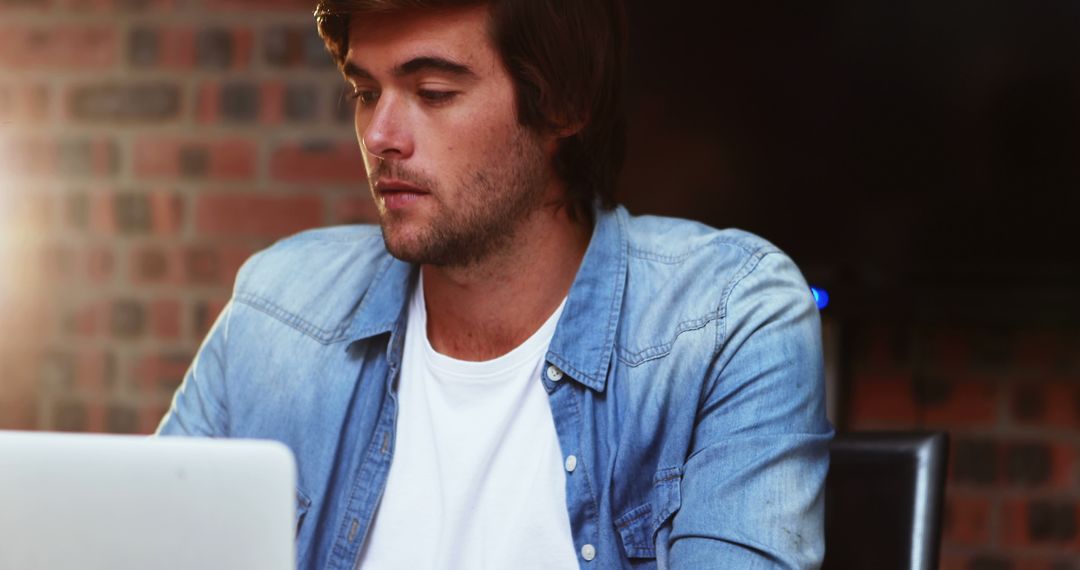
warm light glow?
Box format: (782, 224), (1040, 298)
(0, 132), (12, 308)
(0, 131), (37, 315)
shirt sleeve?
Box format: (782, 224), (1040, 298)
(154, 301), (233, 437)
(665, 251), (833, 569)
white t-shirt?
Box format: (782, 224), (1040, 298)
(356, 278), (579, 570)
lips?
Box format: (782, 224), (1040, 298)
(375, 178), (428, 211)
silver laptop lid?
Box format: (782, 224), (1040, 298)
(0, 431), (297, 570)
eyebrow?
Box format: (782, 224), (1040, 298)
(343, 56), (477, 81)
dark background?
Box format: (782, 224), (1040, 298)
(621, 1), (1080, 327)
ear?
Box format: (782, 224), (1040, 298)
(553, 115), (586, 139)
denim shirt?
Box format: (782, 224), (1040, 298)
(157, 205), (832, 570)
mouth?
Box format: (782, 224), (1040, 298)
(375, 179), (429, 211)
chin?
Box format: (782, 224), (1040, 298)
(379, 225), (428, 264)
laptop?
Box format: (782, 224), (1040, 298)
(0, 430), (297, 570)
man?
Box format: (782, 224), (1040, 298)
(158, 0), (832, 568)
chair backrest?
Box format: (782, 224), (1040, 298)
(822, 431), (949, 570)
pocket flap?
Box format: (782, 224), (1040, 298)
(295, 488), (312, 537)
(614, 467), (683, 559)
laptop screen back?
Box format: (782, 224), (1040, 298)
(0, 431), (296, 570)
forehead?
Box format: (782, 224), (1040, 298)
(345, 6), (498, 73)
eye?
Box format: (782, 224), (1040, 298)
(348, 88), (380, 106)
(418, 90), (457, 105)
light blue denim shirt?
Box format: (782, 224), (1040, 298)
(158, 205), (832, 570)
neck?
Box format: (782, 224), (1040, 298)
(421, 201), (591, 361)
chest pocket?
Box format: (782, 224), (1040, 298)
(614, 467), (683, 559)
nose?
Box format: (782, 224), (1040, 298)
(359, 93), (414, 160)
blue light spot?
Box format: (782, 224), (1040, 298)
(810, 286), (830, 310)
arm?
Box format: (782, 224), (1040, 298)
(666, 252), (833, 569)
(155, 301), (233, 437)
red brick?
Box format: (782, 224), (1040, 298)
(195, 193), (323, 238)
(200, 0), (305, 10)
(1001, 499), (1080, 550)
(133, 138), (256, 180)
(261, 81), (286, 124)
(83, 401), (106, 433)
(1002, 499), (1029, 546)
(62, 82), (180, 123)
(332, 194), (379, 225)
(937, 553), (966, 570)
(73, 349), (110, 392)
(149, 300), (182, 339)
(131, 139), (187, 177)
(130, 246), (175, 284)
(270, 140), (367, 183)
(0, 351), (37, 396)
(90, 139), (117, 175)
(1009, 558), (1077, 570)
(944, 494), (993, 545)
(1013, 380), (1080, 429)
(1048, 443), (1075, 489)
(194, 83), (221, 123)
(217, 244), (256, 286)
(193, 298), (228, 339)
(0, 26), (116, 69)
(0, 136), (117, 179)
(132, 352), (190, 395)
(211, 141), (259, 179)
(62, 0), (176, 9)
(66, 301), (104, 337)
(138, 403), (171, 434)
(0, 0), (53, 9)
(849, 372), (918, 427)
(923, 376), (998, 427)
(183, 246), (220, 284)
(232, 28), (254, 69)
(156, 27), (196, 68)
(0, 400), (38, 430)
(86, 190), (117, 234)
(148, 190), (185, 234)
(0, 83), (51, 123)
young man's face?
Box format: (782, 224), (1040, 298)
(345, 6), (554, 267)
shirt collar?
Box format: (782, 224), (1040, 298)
(545, 206), (627, 392)
(343, 206), (628, 393)
(344, 253), (415, 342)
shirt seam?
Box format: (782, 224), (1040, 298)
(714, 250), (776, 354)
(628, 233), (773, 264)
(234, 292), (350, 344)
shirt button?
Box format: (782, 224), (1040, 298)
(581, 544), (596, 561)
(546, 364), (564, 382)
(565, 454), (577, 472)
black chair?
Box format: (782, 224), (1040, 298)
(822, 431), (949, 570)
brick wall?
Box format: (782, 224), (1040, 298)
(0, 0), (366, 434)
(844, 323), (1080, 569)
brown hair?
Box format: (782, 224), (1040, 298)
(314, 0), (627, 221)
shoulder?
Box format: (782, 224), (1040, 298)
(229, 225), (394, 338)
(621, 211), (804, 304)
(623, 213), (782, 268)
(615, 211), (812, 360)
